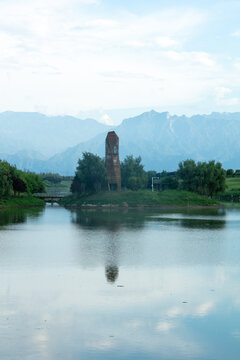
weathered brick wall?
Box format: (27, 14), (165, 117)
(105, 131), (121, 190)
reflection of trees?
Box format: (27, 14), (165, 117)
(179, 218), (226, 230)
(71, 208), (228, 281)
(71, 208), (227, 231)
(71, 209), (147, 231)
(151, 209), (226, 230)
(0, 207), (44, 227)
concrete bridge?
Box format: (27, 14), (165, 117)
(33, 193), (71, 203)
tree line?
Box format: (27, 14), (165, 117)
(39, 173), (73, 184)
(0, 160), (45, 197)
(71, 152), (226, 198)
(226, 168), (240, 177)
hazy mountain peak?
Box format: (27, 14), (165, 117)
(3, 110), (240, 175)
(0, 111), (111, 157)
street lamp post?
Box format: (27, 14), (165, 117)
(151, 177), (159, 192)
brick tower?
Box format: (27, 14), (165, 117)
(105, 131), (121, 191)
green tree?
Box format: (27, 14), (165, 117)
(226, 169), (234, 177)
(121, 155), (147, 190)
(39, 173), (62, 184)
(178, 159), (198, 193)
(177, 159), (226, 197)
(159, 176), (179, 190)
(0, 160), (44, 197)
(71, 152), (107, 194)
(0, 160), (13, 196)
(12, 176), (27, 196)
(204, 161), (226, 197)
(21, 172), (45, 193)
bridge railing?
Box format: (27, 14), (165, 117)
(33, 192), (72, 198)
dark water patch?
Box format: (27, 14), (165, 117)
(0, 207), (44, 227)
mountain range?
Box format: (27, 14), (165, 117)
(0, 111), (110, 157)
(2, 110), (240, 175)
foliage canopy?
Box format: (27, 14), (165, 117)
(121, 155), (147, 190)
(71, 152), (107, 194)
(177, 159), (226, 197)
(0, 160), (45, 197)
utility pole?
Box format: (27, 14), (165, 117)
(152, 177), (159, 192)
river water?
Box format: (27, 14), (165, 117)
(0, 205), (240, 359)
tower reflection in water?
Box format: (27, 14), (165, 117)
(105, 265), (119, 283)
(71, 208), (226, 283)
(71, 209), (146, 284)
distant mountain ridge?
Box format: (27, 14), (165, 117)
(0, 111), (111, 157)
(2, 110), (240, 174)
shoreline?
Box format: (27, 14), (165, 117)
(0, 196), (45, 210)
(64, 203), (223, 210)
(60, 190), (222, 210)
(0, 204), (45, 210)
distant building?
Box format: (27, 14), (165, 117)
(105, 131), (121, 191)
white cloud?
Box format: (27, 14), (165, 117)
(234, 61), (240, 71)
(232, 331), (240, 339)
(222, 97), (239, 106)
(100, 113), (113, 125)
(195, 301), (214, 317)
(124, 40), (148, 48)
(194, 51), (216, 67)
(0, 1), (238, 116)
(125, 319), (143, 329)
(232, 30), (240, 37)
(167, 306), (183, 318)
(84, 338), (115, 350)
(163, 50), (183, 61)
(73, 18), (118, 31)
(156, 36), (179, 48)
(215, 86), (232, 99)
(162, 50), (216, 67)
(156, 321), (176, 332)
(166, 301), (215, 320)
(81, 0), (100, 3)
(214, 87), (239, 106)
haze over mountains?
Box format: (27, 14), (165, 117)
(0, 112), (110, 157)
(2, 110), (240, 175)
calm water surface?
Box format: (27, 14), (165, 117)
(0, 205), (240, 359)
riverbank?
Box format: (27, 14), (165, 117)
(0, 195), (45, 209)
(60, 189), (221, 209)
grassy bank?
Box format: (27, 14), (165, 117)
(218, 177), (240, 201)
(0, 195), (45, 209)
(60, 189), (220, 208)
(226, 177), (240, 191)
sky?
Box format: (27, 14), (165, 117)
(1, 0), (240, 124)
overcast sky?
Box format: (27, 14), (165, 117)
(1, 0), (240, 124)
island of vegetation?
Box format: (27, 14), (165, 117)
(2, 151), (237, 210)
(60, 152), (225, 209)
(0, 160), (45, 209)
